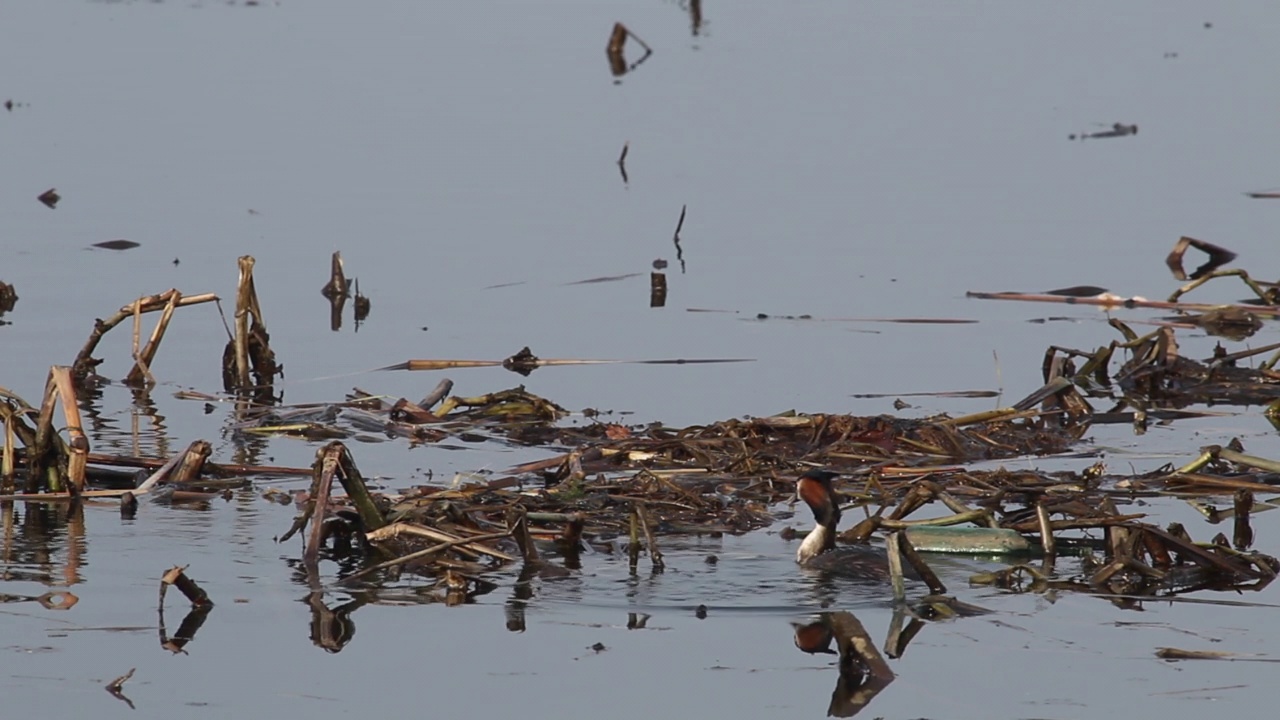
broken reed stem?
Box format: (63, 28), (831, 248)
(1234, 489), (1254, 550)
(169, 441), (212, 483)
(126, 289), (181, 385)
(886, 532), (906, 604)
(607, 22), (628, 55)
(1036, 502), (1056, 556)
(634, 502), (664, 571)
(419, 379), (454, 411)
(31, 370), (64, 493)
(331, 442), (386, 532)
(343, 530), (512, 583)
(504, 505), (539, 563)
(134, 450), (185, 494)
(233, 256), (256, 388)
(160, 565), (213, 608)
(897, 531), (944, 595)
(51, 367), (87, 491)
(1215, 447), (1280, 474)
(72, 291), (218, 378)
(304, 448), (338, 574)
(628, 505), (641, 570)
(1, 407), (14, 493)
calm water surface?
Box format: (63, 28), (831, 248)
(4, 1), (1280, 717)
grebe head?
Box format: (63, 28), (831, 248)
(796, 469), (842, 564)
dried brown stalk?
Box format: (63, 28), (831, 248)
(72, 290), (218, 379)
(160, 565), (213, 608)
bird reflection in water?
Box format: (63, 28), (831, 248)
(792, 611), (895, 718)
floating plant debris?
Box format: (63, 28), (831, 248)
(1165, 235), (1238, 282)
(563, 272), (644, 286)
(605, 22), (653, 79)
(93, 239), (141, 251)
(37, 188), (60, 208)
(672, 204), (687, 273)
(1069, 122), (1139, 141)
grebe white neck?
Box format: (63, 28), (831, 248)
(796, 524), (830, 564)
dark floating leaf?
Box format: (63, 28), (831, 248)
(563, 273), (643, 286)
(93, 240), (141, 251)
(37, 188), (60, 209)
(1070, 122), (1138, 141)
(652, 258), (668, 270)
(1045, 285), (1108, 298)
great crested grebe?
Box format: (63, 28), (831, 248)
(795, 469), (895, 580)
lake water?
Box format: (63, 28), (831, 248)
(4, 1), (1280, 717)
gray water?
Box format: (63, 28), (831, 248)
(4, 1), (1280, 717)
